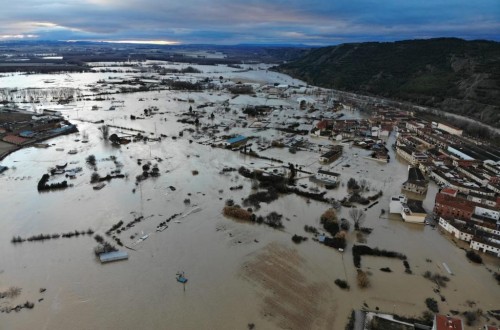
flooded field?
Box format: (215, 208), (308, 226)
(0, 63), (499, 330)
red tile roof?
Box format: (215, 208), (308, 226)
(2, 135), (29, 145)
(435, 193), (476, 213)
(441, 188), (457, 196)
(435, 314), (463, 330)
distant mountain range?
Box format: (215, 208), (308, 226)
(277, 38), (500, 128)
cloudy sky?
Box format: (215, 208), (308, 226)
(1, 0), (499, 45)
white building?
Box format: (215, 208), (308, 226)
(315, 169), (340, 184)
(470, 237), (500, 257)
(437, 123), (463, 136)
(438, 217), (474, 242)
(389, 195), (426, 223)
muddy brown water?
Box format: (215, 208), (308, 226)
(1, 66), (499, 330)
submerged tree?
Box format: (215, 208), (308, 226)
(349, 208), (366, 230)
(99, 125), (109, 140)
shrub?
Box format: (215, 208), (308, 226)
(425, 297), (439, 313)
(264, 212), (284, 229)
(466, 250), (482, 263)
(422, 271), (450, 288)
(352, 245), (407, 268)
(494, 272), (500, 285)
(357, 270), (370, 288)
(94, 234), (104, 243)
(90, 172), (101, 183)
(463, 310), (479, 326)
(320, 208), (338, 224)
(324, 236), (346, 249)
(292, 234), (308, 244)
(223, 206), (252, 221)
(86, 154), (96, 165)
(340, 218), (350, 231)
(347, 178), (359, 190)
(304, 225), (319, 234)
(334, 279), (350, 290)
(243, 187), (279, 208)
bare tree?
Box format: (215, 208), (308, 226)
(99, 125), (109, 140)
(359, 179), (370, 192)
(349, 208), (366, 230)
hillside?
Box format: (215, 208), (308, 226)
(277, 38), (500, 128)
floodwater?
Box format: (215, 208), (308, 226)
(0, 63), (499, 330)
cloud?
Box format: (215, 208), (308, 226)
(0, 0), (498, 44)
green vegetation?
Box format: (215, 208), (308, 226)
(352, 245), (407, 268)
(277, 38), (500, 128)
(425, 297), (439, 313)
(320, 208), (340, 237)
(334, 279), (350, 290)
(423, 271), (450, 287)
(291, 234), (308, 244)
(466, 250), (483, 263)
(494, 272), (500, 285)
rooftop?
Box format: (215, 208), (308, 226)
(434, 314), (463, 330)
(435, 193), (476, 213)
(226, 135), (247, 144)
(404, 199), (426, 214)
(408, 166), (425, 181)
(318, 169), (340, 177)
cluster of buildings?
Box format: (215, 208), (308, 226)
(0, 108), (77, 159)
(313, 118), (380, 140)
(385, 110), (500, 257)
(359, 311), (498, 330)
(435, 188), (500, 257)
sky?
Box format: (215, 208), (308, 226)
(0, 0), (499, 45)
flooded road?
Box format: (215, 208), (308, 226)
(0, 64), (499, 330)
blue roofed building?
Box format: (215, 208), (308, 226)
(225, 135), (248, 147)
(19, 130), (36, 138)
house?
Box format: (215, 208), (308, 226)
(432, 314), (463, 330)
(390, 195), (407, 214)
(470, 236), (500, 257)
(438, 217), (474, 242)
(401, 199), (426, 223)
(319, 146), (342, 164)
(389, 195), (426, 223)
(396, 145), (428, 165)
(402, 166), (428, 194)
(315, 169), (340, 185)
(434, 192), (476, 220)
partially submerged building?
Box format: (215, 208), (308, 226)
(402, 166), (428, 194)
(99, 251), (129, 263)
(319, 145), (343, 164)
(389, 195), (426, 223)
(225, 135), (248, 148)
(315, 169), (340, 186)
